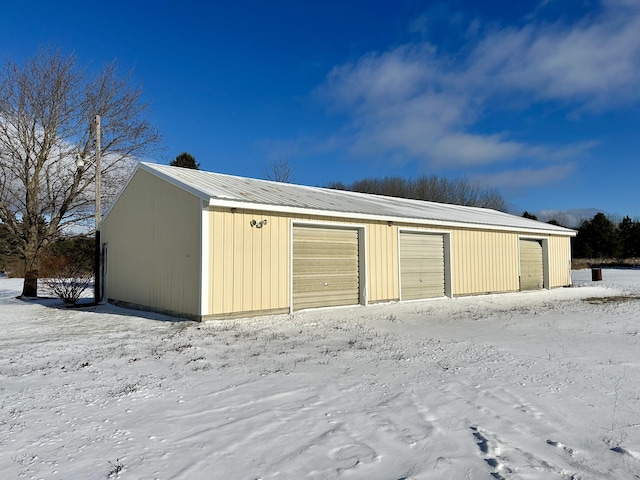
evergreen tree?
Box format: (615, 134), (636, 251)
(170, 152), (200, 169)
(618, 216), (640, 257)
(573, 213), (621, 258)
(522, 211), (538, 221)
(0, 221), (16, 271)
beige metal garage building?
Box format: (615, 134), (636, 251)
(100, 163), (576, 320)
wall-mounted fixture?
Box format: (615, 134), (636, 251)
(250, 219), (268, 228)
(231, 208), (237, 214)
(387, 221), (394, 227)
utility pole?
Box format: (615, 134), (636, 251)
(94, 115), (102, 303)
(74, 114), (103, 304)
(95, 115), (101, 227)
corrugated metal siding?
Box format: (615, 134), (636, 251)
(399, 232), (445, 300)
(451, 229), (520, 295)
(103, 168), (576, 319)
(207, 209), (290, 316)
(292, 226), (360, 311)
(206, 211), (401, 316)
(204, 210), (573, 317)
(101, 170), (201, 316)
(549, 236), (571, 287)
(519, 239), (544, 291)
(367, 222), (399, 302)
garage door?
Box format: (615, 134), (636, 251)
(519, 239), (544, 291)
(399, 232), (445, 300)
(292, 226), (360, 311)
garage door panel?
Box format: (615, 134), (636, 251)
(401, 265), (444, 274)
(293, 286), (358, 295)
(400, 239), (442, 249)
(291, 294), (357, 309)
(295, 228), (357, 241)
(292, 278), (360, 290)
(401, 253), (443, 260)
(520, 239), (544, 291)
(293, 270), (358, 279)
(294, 243), (358, 254)
(293, 253), (358, 274)
(293, 290), (359, 308)
(401, 273), (444, 284)
(294, 291), (359, 302)
(293, 226), (360, 311)
(400, 232), (445, 301)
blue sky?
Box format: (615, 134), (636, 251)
(2, 0), (640, 223)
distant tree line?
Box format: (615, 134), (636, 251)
(522, 211), (640, 260)
(0, 227), (93, 278)
(572, 213), (640, 259)
(327, 175), (508, 212)
(522, 211), (566, 227)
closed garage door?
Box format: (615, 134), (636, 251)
(400, 232), (445, 300)
(520, 239), (544, 291)
(292, 226), (360, 311)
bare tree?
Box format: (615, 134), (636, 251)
(0, 48), (161, 297)
(537, 211), (570, 227)
(264, 157), (294, 183)
(327, 175), (508, 211)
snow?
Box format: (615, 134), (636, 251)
(1, 270), (640, 479)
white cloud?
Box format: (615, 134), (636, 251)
(471, 164), (577, 191)
(316, 0), (640, 172)
(431, 133), (525, 166)
(408, 14), (430, 37)
(322, 45), (440, 112)
(467, 3), (640, 109)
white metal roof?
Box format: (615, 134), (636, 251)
(138, 162), (576, 236)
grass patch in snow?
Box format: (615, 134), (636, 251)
(583, 295), (640, 304)
(106, 458), (124, 478)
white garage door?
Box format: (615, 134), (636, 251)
(399, 232), (445, 300)
(292, 226), (360, 311)
(520, 239), (544, 291)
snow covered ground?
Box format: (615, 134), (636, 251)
(1, 270), (640, 480)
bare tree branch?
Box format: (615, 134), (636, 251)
(0, 47), (162, 296)
(327, 175), (507, 211)
(264, 157), (295, 183)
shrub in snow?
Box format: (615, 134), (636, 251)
(42, 259), (92, 304)
(40, 241), (93, 304)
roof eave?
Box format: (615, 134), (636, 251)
(137, 163), (576, 237)
(206, 198), (577, 237)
